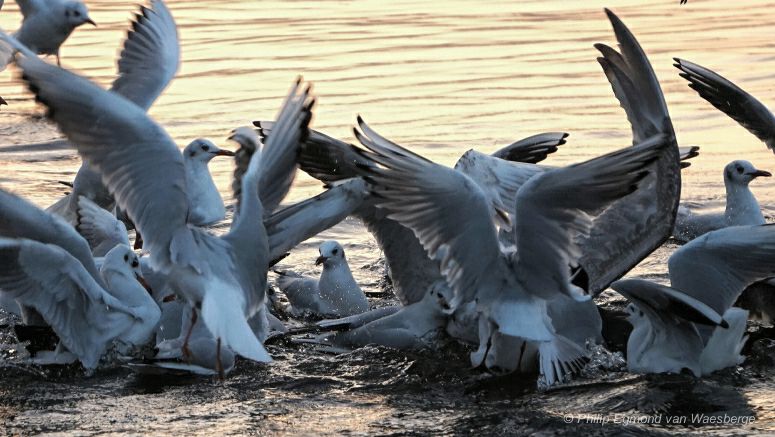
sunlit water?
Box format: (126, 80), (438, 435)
(1, 0), (775, 434)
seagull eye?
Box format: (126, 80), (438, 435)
(736, 166), (744, 174)
(74, 10), (81, 17)
(332, 249), (339, 255)
(131, 259), (139, 268)
(202, 145), (210, 152)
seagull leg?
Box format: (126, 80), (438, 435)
(215, 337), (224, 381)
(182, 308), (198, 361)
(56, 51), (61, 67)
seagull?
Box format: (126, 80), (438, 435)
(276, 9), (682, 386)
(0, 23), (318, 370)
(11, 0), (96, 66)
(612, 224), (775, 376)
(0, 188), (159, 368)
(274, 240), (369, 318)
(674, 160), (770, 241)
(46, 0), (179, 226)
(0, 237), (158, 369)
(182, 138), (235, 227)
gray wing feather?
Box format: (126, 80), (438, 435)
(257, 121), (374, 184)
(674, 58), (775, 152)
(0, 238), (135, 369)
(490, 132), (568, 163)
(8, 35), (198, 273)
(513, 135), (667, 300)
(668, 225), (775, 315)
(0, 188), (104, 287)
(612, 278), (725, 327)
(574, 9), (681, 296)
(254, 81), (314, 216)
(352, 117), (504, 309)
(265, 178), (368, 260)
(110, 0), (180, 111)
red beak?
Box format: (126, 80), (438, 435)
(315, 256), (326, 266)
(749, 170), (772, 178)
(85, 18), (97, 27)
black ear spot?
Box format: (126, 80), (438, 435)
(123, 254), (129, 262)
(189, 150), (196, 157)
(65, 10), (70, 17)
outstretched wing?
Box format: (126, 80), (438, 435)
(352, 117), (505, 310)
(0, 188), (104, 287)
(490, 132), (568, 164)
(512, 135), (667, 301)
(454, 149), (545, 228)
(668, 224), (775, 315)
(265, 179), (368, 260)
(0, 238), (136, 369)
(612, 278), (726, 327)
(575, 9), (681, 296)
(5, 32), (199, 274)
(254, 81), (314, 216)
(257, 121), (375, 184)
(674, 58), (775, 152)
(110, 0), (180, 111)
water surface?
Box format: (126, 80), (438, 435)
(1, 0), (775, 434)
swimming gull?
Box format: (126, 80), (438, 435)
(274, 240), (369, 318)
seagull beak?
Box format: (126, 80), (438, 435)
(214, 149), (236, 157)
(84, 17), (97, 27)
(0, 96), (7, 106)
(315, 255), (327, 266)
(748, 169), (772, 178)
(135, 273), (153, 295)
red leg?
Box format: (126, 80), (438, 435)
(182, 308), (198, 361)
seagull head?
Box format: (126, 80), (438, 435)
(102, 244), (153, 295)
(184, 138), (235, 163)
(724, 160), (771, 186)
(64, 1), (96, 28)
(315, 240), (346, 267)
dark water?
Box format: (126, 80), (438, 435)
(2, 0), (775, 434)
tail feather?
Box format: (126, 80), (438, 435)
(538, 335), (589, 387)
(201, 289), (271, 363)
(700, 307), (748, 375)
(489, 298), (554, 342)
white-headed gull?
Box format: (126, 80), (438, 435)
(674, 160), (770, 241)
(0, 237), (159, 369)
(182, 138), (235, 227)
(274, 240), (368, 318)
